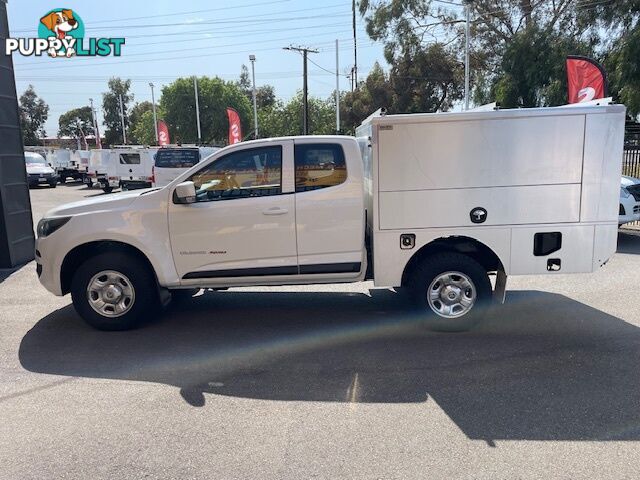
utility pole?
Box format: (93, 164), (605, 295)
(335, 39), (340, 134)
(249, 54), (258, 139)
(283, 45), (318, 135)
(149, 82), (159, 145)
(193, 76), (202, 143)
(89, 97), (101, 148)
(352, 0), (358, 88)
(118, 94), (127, 144)
(464, 0), (472, 110)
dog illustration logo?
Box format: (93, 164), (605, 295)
(4, 9), (124, 58)
(38, 8), (83, 57)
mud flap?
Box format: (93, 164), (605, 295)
(493, 270), (507, 304)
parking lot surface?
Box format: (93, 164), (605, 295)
(1, 183), (640, 479)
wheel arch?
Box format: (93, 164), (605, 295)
(401, 236), (506, 287)
(60, 240), (158, 295)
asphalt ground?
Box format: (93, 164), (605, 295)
(1, 182), (639, 479)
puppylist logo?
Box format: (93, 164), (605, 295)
(5, 8), (125, 58)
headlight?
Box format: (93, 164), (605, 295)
(37, 217), (71, 238)
(621, 187), (631, 199)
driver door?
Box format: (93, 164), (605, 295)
(168, 141), (297, 283)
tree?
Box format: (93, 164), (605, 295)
(130, 110), (157, 146)
(102, 77), (133, 146)
(19, 85), (49, 145)
(160, 76), (252, 144)
(128, 101), (156, 144)
(237, 65), (277, 135)
(359, 0), (597, 109)
(58, 106), (93, 148)
(258, 92), (336, 138)
(579, 1), (640, 116)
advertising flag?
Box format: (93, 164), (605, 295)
(227, 107), (242, 145)
(566, 55), (608, 104)
(157, 120), (170, 146)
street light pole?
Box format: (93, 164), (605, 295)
(149, 82), (159, 145)
(249, 54), (258, 139)
(464, 0), (472, 110)
(118, 94), (127, 144)
(89, 97), (101, 148)
(194, 76), (202, 144)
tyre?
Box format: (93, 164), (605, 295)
(60, 177), (66, 184)
(71, 252), (159, 331)
(406, 252), (492, 332)
(102, 186), (113, 193)
(49, 182), (57, 188)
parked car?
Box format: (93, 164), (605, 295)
(114, 146), (157, 191)
(152, 146), (219, 187)
(24, 152), (58, 188)
(35, 103), (625, 331)
(619, 175), (640, 225)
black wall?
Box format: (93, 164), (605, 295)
(0, 0), (35, 268)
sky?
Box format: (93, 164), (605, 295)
(7, 0), (391, 136)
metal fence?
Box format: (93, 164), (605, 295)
(623, 129), (640, 227)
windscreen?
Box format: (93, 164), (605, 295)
(155, 149), (200, 168)
(24, 152), (46, 165)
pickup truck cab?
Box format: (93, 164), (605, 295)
(35, 104), (625, 331)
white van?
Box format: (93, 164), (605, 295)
(35, 102), (625, 331)
(113, 146), (157, 190)
(86, 149), (119, 193)
(152, 146), (219, 187)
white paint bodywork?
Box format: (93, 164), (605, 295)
(357, 104), (625, 287)
(35, 104), (625, 298)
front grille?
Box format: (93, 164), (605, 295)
(627, 184), (640, 201)
(634, 205), (640, 214)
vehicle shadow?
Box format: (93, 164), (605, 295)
(618, 229), (640, 254)
(19, 289), (640, 442)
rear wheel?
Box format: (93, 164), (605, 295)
(406, 253), (492, 332)
(102, 186), (113, 193)
(71, 252), (159, 331)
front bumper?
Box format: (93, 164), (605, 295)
(28, 173), (57, 186)
(619, 198), (640, 225)
(35, 236), (64, 296)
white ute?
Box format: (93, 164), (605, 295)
(35, 103), (625, 331)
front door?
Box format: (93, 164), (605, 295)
(168, 141), (297, 282)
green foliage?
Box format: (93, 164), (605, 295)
(128, 101), (157, 144)
(493, 26), (590, 107)
(19, 85), (49, 145)
(258, 92), (337, 138)
(58, 106), (93, 144)
(130, 110), (157, 146)
(102, 77), (133, 146)
(359, 0), (601, 110)
(160, 76), (252, 144)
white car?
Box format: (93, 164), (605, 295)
(619, 175), (640, 225)
(24, 152), (58, 188)
(35, 104), (624, 331)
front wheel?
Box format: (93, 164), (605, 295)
(102, 186), (113, 194)
(406, 252), (492, 332)
(71, 252), (159, 330)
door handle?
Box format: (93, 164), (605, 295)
(262, 207), (288, 215)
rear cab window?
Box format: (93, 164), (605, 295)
(119, 153), (141, 165)
(155, 149), (200, 168)
(294, 143), (347, 192)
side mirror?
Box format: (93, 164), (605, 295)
(173, 181), (196, 204)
